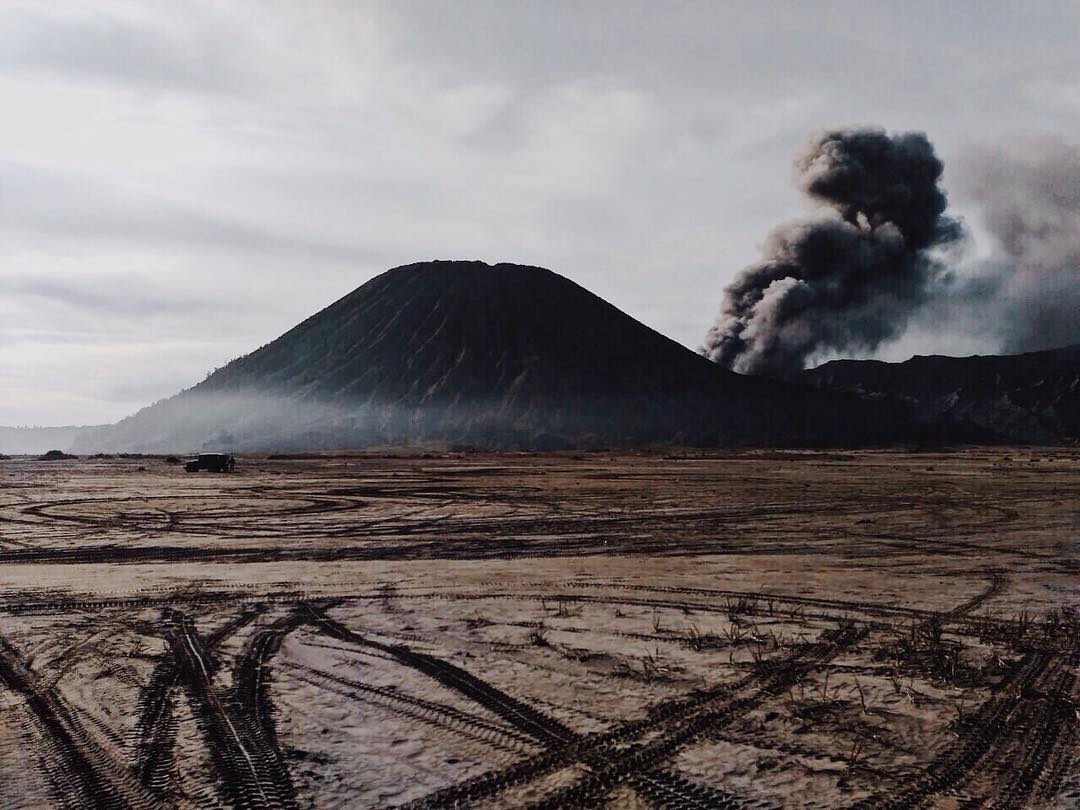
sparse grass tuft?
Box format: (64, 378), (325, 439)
(874, 616), (975, 686)
(852, 677), (870, 715)
(615, 647), (680, 682)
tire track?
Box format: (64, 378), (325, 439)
(629, 769), (774, 809)
(0, 633), (155, 810)
(165, 611), (297, 810)
(526, 621), (866, 809)
(129, 655), (179, 794)
(852, 651), (1054, 809)
(228, 606), (319, 807)
(305, 607), (577, 748)
(400, 621), (863, 808)
(849, 570), (1078, 809)
(130, 604), (265, 795)
(987, 653), (1078, 810)
(406, 574), (1002, 807)
(286, 662), (537, 754)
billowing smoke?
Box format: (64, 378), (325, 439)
(704, 127), (962, 376)
(953, 136), (1080, 353)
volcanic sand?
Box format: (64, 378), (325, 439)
(0, 449), (1076, 808)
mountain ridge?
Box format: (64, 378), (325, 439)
(800, 344), (1080, 443)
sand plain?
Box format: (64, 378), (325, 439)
(0, 449), (1076, 809)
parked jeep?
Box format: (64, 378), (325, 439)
(183, 453), (236, 473)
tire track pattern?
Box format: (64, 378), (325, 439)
(130, 604), (265, 797)
(306, 608), (577, 748)
(0, 634), (156, 810)
(165, 611), (297, 810)
(852, 580), (1077, 810)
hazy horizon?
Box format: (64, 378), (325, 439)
(3, 1), (1079, 425)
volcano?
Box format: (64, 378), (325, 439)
(75, 261), (893, 452)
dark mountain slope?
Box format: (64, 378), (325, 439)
(801, 345), (1080, 443)
(74, 261), (901, 452)
(202, 260), (742, 405)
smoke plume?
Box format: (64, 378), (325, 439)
(954, 136), (1080, 354)
(704, 127), (962, 376)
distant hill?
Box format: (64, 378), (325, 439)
(0, 425), (103, 455)
(73, 261), (896, 452)
(800, 345), (1080, 444)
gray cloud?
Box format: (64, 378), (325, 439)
(7, 275), (219, 319)
(952, 137), (1080, 353)
(0, 160), (384, 263)
(2, 1), (1080, 424)
(0, 5), (250, 93)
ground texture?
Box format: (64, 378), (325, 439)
(0, 450), (1077, 809)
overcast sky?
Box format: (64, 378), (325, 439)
(2, 1), (1079, 425)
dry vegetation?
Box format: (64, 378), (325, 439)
(0, 449), (1077, 808)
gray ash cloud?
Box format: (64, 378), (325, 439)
(704, 127), (962, 376)
(955, 136), (1080, 354)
